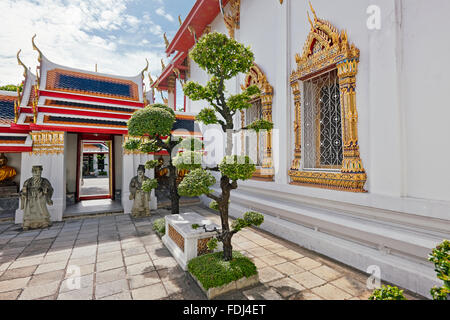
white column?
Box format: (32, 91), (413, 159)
(121, 153), (157, 214)
(274, 0), (290, 185)
(93, 153), (98, 175)
(15, 132), (67, 223)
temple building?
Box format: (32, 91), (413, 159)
(0, 36), (199, 221)
(153, 0), (450, 298)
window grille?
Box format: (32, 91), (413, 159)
(303, 69), (343, 170)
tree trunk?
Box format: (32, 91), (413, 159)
(168, 164), (180, 215)
(225, 129), (233, 156)
(219, 175), (233, 261)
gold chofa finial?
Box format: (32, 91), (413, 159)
(141, 58), (149, 79)
(307, 12), (314, 30)
(17, 49), (28, 78)
(309, 1), (318, 21)
(161, 59), (166, 70)
(163, 33), (169, 48)
(148, 72), (154, 86)
(31, 34), (43, 62)
(178, 15), (183, 26)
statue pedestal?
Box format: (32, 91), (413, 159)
(162, 212), (223, 270)
(0, 182), (19, 220)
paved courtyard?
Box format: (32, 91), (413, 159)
(0, 205), (419, 300)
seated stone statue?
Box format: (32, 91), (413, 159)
(0, 153), (16, 183)
(129, 165), (151, 218)
(20, 165), (53, 230)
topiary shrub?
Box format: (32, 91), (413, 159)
(172, 151), (203, 171)
(219, 155), (256, 181)
(187, 251), (257, 290)
(369, 285), (406, 300)
(178, 168), (216, 197)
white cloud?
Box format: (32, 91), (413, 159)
(0, 0), (166, 88)
(156, 7), (174, 22)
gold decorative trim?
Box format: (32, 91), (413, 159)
(30, 131), (64, 155)
(224, 0), (240, 39)
(289, 2), (367, 192)
(241, 64), (274, 180)
(169, 225), (184, 252)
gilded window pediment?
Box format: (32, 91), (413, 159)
(289, 2), (367, 192)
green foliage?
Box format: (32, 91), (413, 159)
(369, 285), (406, 300)
(428, 239), (450, 300)
(140, 141), (161, 153)
(145, 160), (159, 169)
(123, 138), (141, 151)
(178, 168), (216, 197)
(183, 77), (220, 104)
(219, 155), (256, 181)
(207, 238), (219, 251)
(151, 103), (176, 116)
(189, 32), (254, 80)
(195, 107), (219, 125)
(127, 105), (175, 137)
(232, 211), (264, 233)
(187, 251), (258, 290)
(173, 151), (203, 171)
(0, 84), (22, 92)
(247, 119), (274, 133)
(152, 218), (165, 235)
(227, 85), (260, 112)
(142, 178), (158, 192)
(179, 137), (204, 151)
(191, 224), (200, 230)
(209, 200), (219, 211)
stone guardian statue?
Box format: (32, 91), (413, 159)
(20, 165), (53, 230)
(129, 165), (151, 218)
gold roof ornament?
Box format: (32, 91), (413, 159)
(141, 58), (149, 80)
(188, 25), (198, 43)
(178, 15), (183, 26)
(161, 59), (166, 70)
(31, 34), (44, 63)
(16, 49), (28, 78)
(309, 1), (318, 21)
(163, 33), (169, 49)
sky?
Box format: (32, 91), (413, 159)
(0, 0), (196, 95)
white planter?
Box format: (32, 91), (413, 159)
(162, 212), (223, 270)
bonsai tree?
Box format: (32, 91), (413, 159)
(428, 239), (450, 300)
(178, 32), (272, 261)
(124, 103), (201, 214)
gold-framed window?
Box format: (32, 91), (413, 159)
(240, 64), (274, 181)
(289, 4), (367, 192)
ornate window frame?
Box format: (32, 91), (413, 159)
(289, 5), (367, 192)
(241, 64), (274, 181)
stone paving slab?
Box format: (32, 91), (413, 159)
(0, 206), (423, 300)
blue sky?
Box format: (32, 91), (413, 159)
(0, 0), (195, 96)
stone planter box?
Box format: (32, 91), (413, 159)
(190, 272), (259, 300)
(162, 212), (223, 271)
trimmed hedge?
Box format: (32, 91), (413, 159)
(188, 251), (257, 290)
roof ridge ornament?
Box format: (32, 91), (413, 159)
(141, 58), (149, 80)
(17, 49), (28, 78)
(161, 59), (166, 71)
(31, 34), (43, 63)
(309, 1), (318, 22)
(163, 33), (170, 49)
(178, 15), (183, 26)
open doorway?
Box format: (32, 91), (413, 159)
(77, 136), (114, 201)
